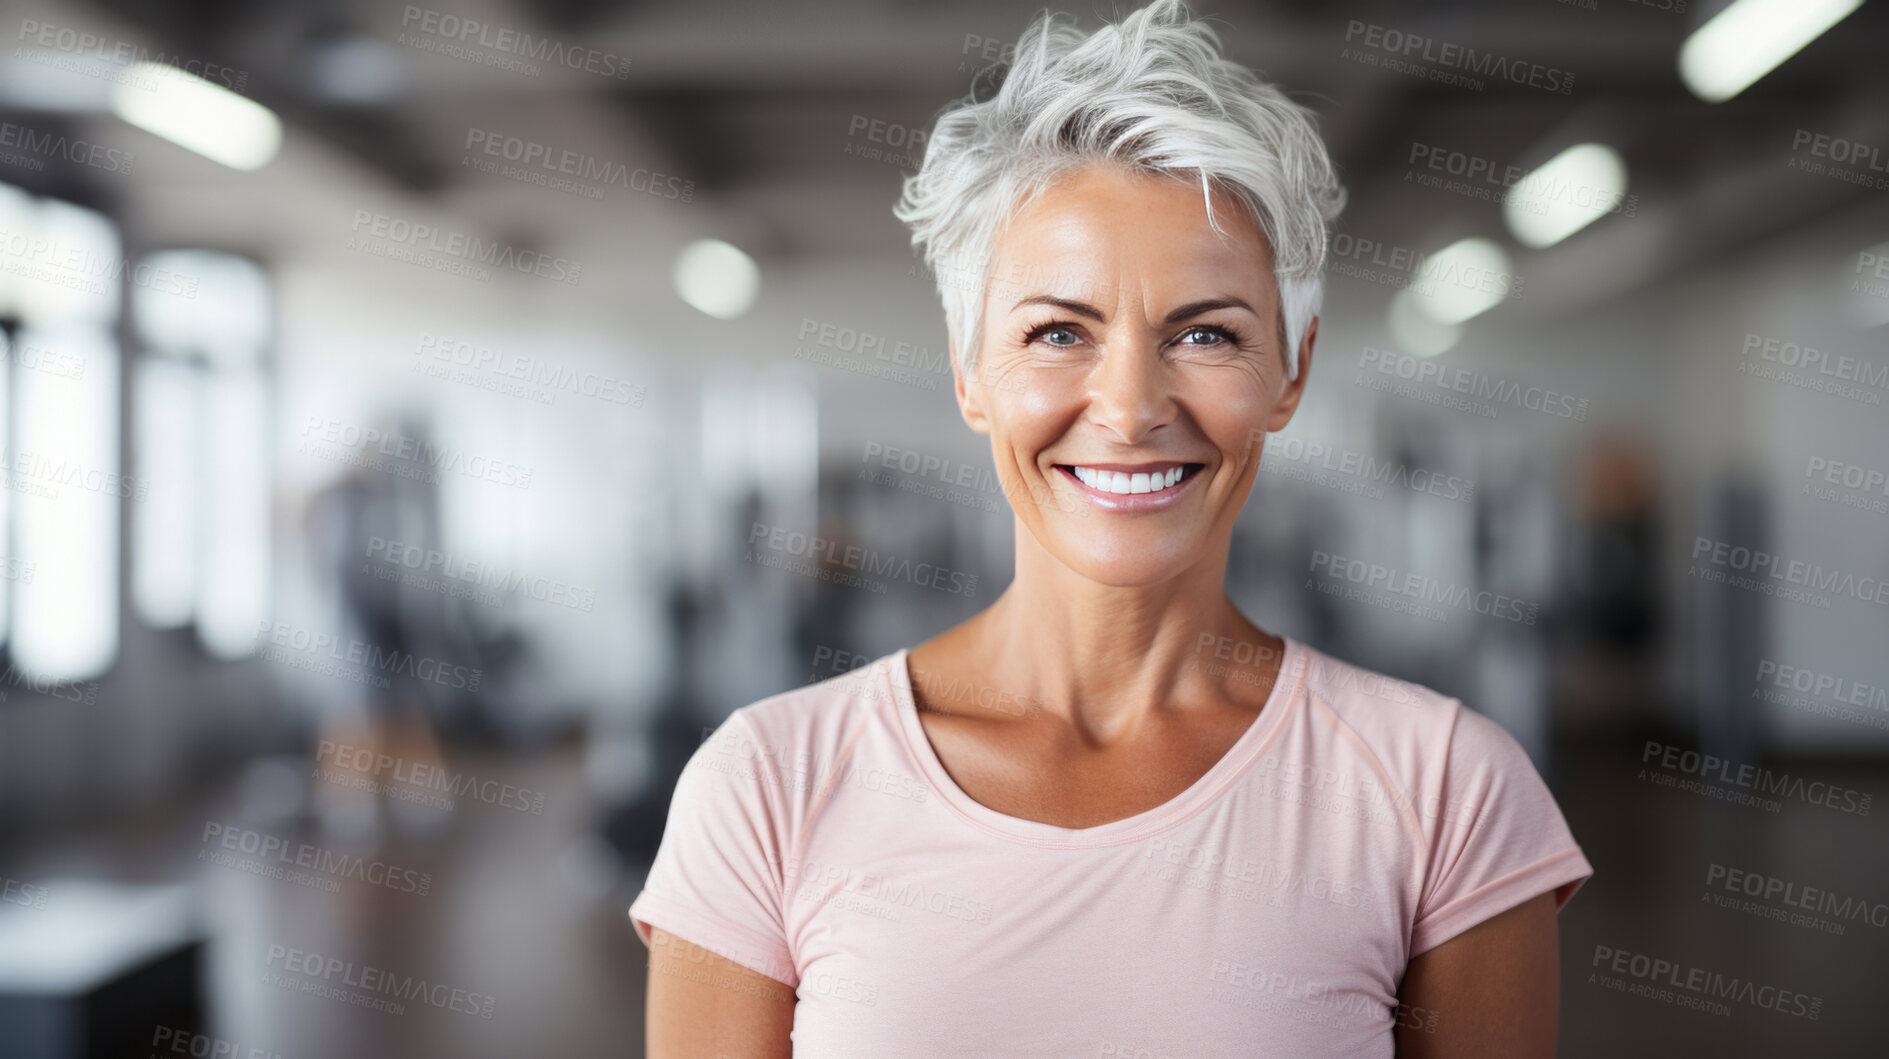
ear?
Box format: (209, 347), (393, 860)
(951, 333), (993, 436)
(1265, 315), (1317, 432)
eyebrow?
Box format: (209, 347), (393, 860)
(1010, 294), (1257, 324)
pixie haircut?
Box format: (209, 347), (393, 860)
(893, 0), (1346, 382)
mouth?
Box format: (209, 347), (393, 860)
(1052, 461), (1206, 508)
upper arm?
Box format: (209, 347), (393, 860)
(632, 708), (802, 1057)
(647, 927), (797, 1059)
(1393, 890), (1559, 1059)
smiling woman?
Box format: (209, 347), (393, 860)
(630, 1), (1592, 1056)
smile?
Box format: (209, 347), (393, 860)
(1054, 462), (1204, 508)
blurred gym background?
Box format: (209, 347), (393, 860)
(0, 0), (1884, 1055)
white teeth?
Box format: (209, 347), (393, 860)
(1069, 465), (1189, 495)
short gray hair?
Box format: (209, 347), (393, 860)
(893, 0), (1346, 382)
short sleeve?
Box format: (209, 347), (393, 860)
(628, 707), (799, 987)
(1407, 704), (1593, 958)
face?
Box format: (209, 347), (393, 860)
(953, 165), (1316, 586)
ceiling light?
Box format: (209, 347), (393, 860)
(111, 62), (282, 170)
(1405, 238), (1513, 325)
(1678, 0), (1864, 103)
(1504, 143), (1629, 249)
(673, 239), (759, 319)
(1388, 289), (1462, 357)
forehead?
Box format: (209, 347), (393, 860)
(988, 166), (1277, 305)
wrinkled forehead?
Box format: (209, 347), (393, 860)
(982, 168), (1281, 320)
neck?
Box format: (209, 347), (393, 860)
(968, 521), (1281, 743)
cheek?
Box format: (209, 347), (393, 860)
(1184, 372), (1275, 445)
(985, 368), (1079, 449)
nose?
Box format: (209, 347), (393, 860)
(1084, 331), (1175, 445)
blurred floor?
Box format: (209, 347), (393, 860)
(1, 745), (651, 1059)
(1557, 744), (1889, 1056)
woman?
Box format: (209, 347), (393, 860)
(632, 2), (1593, 1055)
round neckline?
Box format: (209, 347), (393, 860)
(886, 636), (1307, 849)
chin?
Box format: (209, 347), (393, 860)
(1044, 531), (1202, 587)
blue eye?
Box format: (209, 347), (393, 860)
(1025, 324), (1082, 347)
(1178, 326), (1229, 346)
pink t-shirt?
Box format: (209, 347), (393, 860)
(629, 636), (1593, 1057)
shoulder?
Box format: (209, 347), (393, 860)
(1295, 640), (1465, 750)
(685, 652), (906, 805)
(1290, 641), (1539, 820)
(725, 652), (900, 754)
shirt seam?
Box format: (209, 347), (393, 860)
(1408, 846), (1592, 951)
(785, 677), (876, 883)
(630, 888), (799, 988)
(727, 707), (795, 941)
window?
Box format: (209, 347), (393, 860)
(130, 249), (272, 658)
(0, 184), (123, 683)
